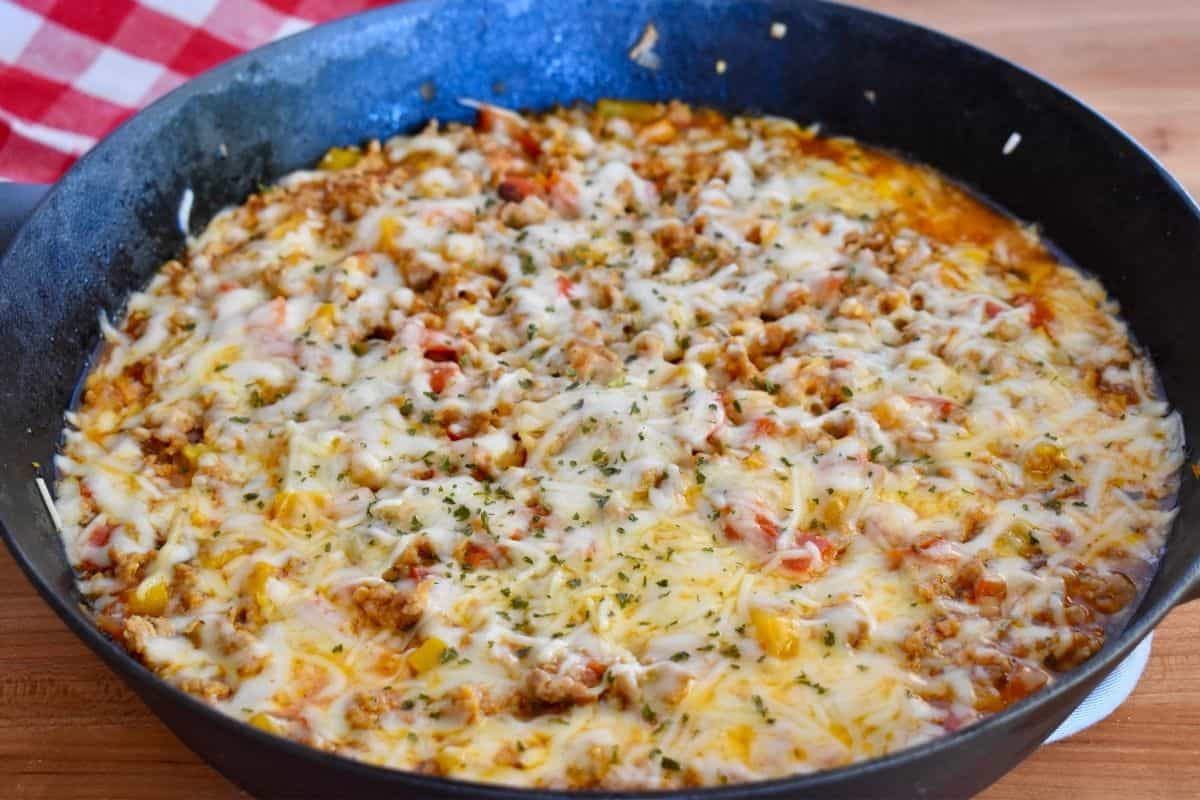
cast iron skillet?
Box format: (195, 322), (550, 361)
(1, 1), (1198, 797)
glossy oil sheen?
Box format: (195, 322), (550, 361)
(1, 1), (1199, 798)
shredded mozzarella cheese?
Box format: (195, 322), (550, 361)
(54, 101), (1182, 789)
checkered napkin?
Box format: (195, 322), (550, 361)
(0, 0), (393, 183)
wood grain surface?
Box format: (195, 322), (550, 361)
(2, 1), (1198, 797)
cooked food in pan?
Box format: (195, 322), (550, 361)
(53, 101), (1182, 788)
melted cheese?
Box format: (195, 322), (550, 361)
(54, 101), (1183, 789)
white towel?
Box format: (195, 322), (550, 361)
(1044, 634), (1152, 744)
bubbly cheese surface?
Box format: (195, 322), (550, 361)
(55, 101), (1183, 789)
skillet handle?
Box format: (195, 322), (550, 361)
(0, 182), (50, 256)
(1180, 573), (1200, 605)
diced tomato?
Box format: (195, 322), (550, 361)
(424, 345), (458, 363)
(1012, 293), (1054, 329)
(983, 300), (1004, 319)
(462, 541), (490, 568)
(409, 565), (432, 581)
(940, 707), (976, 733)
(462, 540), (503, 569)
(723, 510), (779, 546)
(906, 394), (957, 421)
(815, 274), (846, 303)
(547, 171), (580, 218)
(798, 532), (835, 558)
(421, 330), (459, 363)
(248, 296), (287, 328)
(445, 419), (470, 441)
(973, 573), (1007, 599)
(753, 417), (779, 437)
(756, 514), (780, 540)
(914, 537), (962, 564)
(498, 174), (539, 203)
(515, 130), (542, 161)
(429, 363), (458, 394)
(556, 275), (574, 298)
(475, 106), (502, 133)
(1001, 664), (1049, 704)
(88, 523), (115, 547)
(781, 552), (816, 573)
(885, 547), (905, 570)
(782, 532), (835, 573)
(583, 660), (608, 685)
(476, 105), (541, 161)
(246, 297), (297, 358)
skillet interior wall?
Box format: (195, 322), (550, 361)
(1, 0), (1197, 659)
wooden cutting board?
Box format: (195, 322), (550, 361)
(2, 0), (1198, 796)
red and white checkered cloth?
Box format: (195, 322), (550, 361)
(0, 0), (395, 183)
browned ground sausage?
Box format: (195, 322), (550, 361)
(1065, 568), (1138, 615)
(352, 581), (427, 630)
(524, 659), (606, 709)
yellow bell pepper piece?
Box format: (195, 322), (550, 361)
(596, 99), (662, 123)
(727, 724), (755, 761)
(310, 303), (337, 336)
(435, 746), (464, 773)
(406, 636), (447, 674)
(248, 712), (284, 735)
(377, 216), (402, 255)
(268, 212), (305, 240)
(743, 450), (767, 470)
(819, 491), (849, 528)
(181, 443), (207, 471)
(1024, 441), (1072, 479)
(996, 521), (1040, 558)
(247, 561), (277, 619)
(199, 542), (251, 570)
(318, 146), (361, 171)
(271, 490), (328, 528)
(750, 607), (798, 658)
(129, 575), (169, 616)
